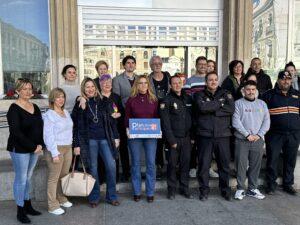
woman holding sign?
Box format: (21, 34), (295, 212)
(125, 75), (159, 203)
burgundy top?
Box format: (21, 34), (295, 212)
(125, 93), (158, 127)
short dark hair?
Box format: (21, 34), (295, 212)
(244, 80), (257, 87)
(169, 75), (182, 85)
(229, 60), (244, 75)
(251, 57), (261, 64)
(195, 56), (207, 65)
(205, 71), (218, 82)
(122, 55), (136, 66)
(285, 61), (296, 70)
(61, 64), (76, 77)
(244, 73), (257, 81)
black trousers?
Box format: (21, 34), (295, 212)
(167, 136), (191, 192)
(265, 132), (299, 189)
(189, 143), (197, 169)
(197, 136), (231, 194)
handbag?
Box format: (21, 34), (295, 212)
(61, 155), (95, 197)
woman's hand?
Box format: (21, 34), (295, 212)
(78, 97), (86, 110)
(111, 112), (121, 119)
(115, 139), (120, 148)
(74, 147), (80, 155)
(52, 156), (60, 164)
(34, 145), (43, 154)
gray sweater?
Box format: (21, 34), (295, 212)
(232, 98), (270, 139)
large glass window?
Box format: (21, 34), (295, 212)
(0, 0), (50, 99)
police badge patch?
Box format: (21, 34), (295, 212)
(173, 102), (178, 109)
(160, 103), (165, 109)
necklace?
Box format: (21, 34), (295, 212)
(87, 100), (99, 123)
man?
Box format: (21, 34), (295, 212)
(232, 80), (270, 200)
(149, 56), (171, 178)
(194, 71), (235, 201)
(160, 75), (193, 200)
(246, 57), (273, 94)
(112, 55), (138, 106)
(263, 71), (300, 195)
(183, 56), (218, 178)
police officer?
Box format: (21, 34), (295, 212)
(160, 75), (193, 200)
(263, 71), (300, 195)
(194, 71), (235, 201)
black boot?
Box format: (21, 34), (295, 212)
(17, 206), (31, 224)
(24, 200), (42, 216)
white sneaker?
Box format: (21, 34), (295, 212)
(49, 208), (65, 215)
(189, 169), (197, 178)
(209, 168), (219, 178)
(60, 201), (73, 208)
(247, 189), (265, 200)
(234, 189), (245, 200)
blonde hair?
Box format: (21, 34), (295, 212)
(48, 88), (66, 110)
(15, 78), (33, 92)
(95, 60), (109, 71)
(80, 77), (102, 99)
(130, 75), (157, 103)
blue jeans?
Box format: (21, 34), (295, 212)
(88, 139), (117, 203)
(128, 138), (157, 196)
(9, 151), (38, 206)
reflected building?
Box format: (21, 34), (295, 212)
(0, 19), (50, 95)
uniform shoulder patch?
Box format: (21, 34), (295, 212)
(160, 103), (165, 109)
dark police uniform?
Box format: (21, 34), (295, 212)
(262, 86), (300, 191)
(160, 90), (193, 194)
(194, 87), (235, 198)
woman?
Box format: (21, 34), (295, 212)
(221, 60), (245, 100)
(99, 74), (130, 182)
(94, 60), (109, 90)
(7, 78), (43, 224)
(60, 65), (81, 112)
(285, 61), (299, 91)
(43, 88), (73, 215)
(125, 75), (159, 203)
(72, 77), (120, 207)
(207, 59), (217, 73)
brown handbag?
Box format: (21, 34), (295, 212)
(61, 156), (95, 197)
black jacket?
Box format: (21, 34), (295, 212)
(71, 96), (119, 167)
(246, 69), (273, 94)
(160, 90), (193, 146)
(194, 87), (235, 138)
(262, 86), (300, 134)
(221, 75), (244, 100)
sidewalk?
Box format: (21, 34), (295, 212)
(0, 188), (299, 225)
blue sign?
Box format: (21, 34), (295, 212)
(129, 119), (162, 138)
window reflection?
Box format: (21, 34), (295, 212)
(0, 0), (50, 98)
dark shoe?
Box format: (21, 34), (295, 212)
(179, 190), (193, 199)
(167, 191), (175, 200)
(108, 200), (120, 206)
(221, 190), (232, 201)
(283, 186), (297, 195)
(89, 203), (98, 208)
(265, 186), (275, 195)
(199, 192), (208, 201)
(133, 195), (141, 202)
(147, 196), (154, 203)
(17, 206), (31, 224)
(24, 200), (42, 216)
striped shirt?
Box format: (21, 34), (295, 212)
(183, 75), (206, 97)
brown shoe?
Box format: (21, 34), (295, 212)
(90, 203), (98, 208)
(133, 195), (141, 202)
(108, 200), (120, 206)
(147, 196), (154, 203)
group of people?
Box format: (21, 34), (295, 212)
(6, 54), (300, 224)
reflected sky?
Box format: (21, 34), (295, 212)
(0, 0), (49, 46)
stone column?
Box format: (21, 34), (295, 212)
(49, 0), (79, 87)
(222, 0), (253, 77)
